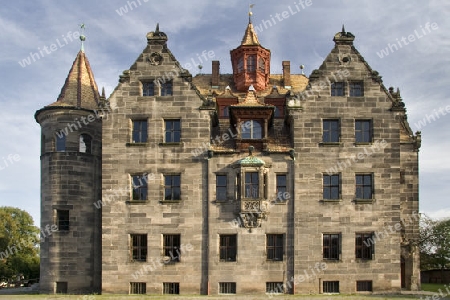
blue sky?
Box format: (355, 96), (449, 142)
(1, 0), (449, 226)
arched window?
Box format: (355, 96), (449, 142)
(55, 132), (66, 152)
(247, 55), (256, 72)
(79, 134), (92, 154)
(241, 120), (262, 139)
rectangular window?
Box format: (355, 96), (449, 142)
(142, 82), (154, 96)
(132, 174), (148, 201)
(323, 174), (340, 200)
(245, 172), (259, 198)
(247, 55), (256, 72)
(132, 120), (148, 143)
(163, 282), (180, 294)
(237, 58), (244, 73)
(160, 80), (173, 96)
(55, 133), (66, 152)
(323, 281), (339, 293)
(331, 82), (345, 96)
(131, 234), (147, 262)
(165, 119), (181, 143)
(355, 120), (372, 143)
(235, 173), (241, 200)
(274, 106), (283, 118)
(79, 134), (92, 153)
(266, 234), (283, 261)
(130, 282), (146, 294)
(266, 282), (284, 294)
(356, 174), (373, 199)
(356, 281), (373, 292)
(323, 119), (340, 143)
(219, 234), (237, 262)
(323, 233), (340, 260)
(355, 233), (374, 260)
(55, 281), (68, 294)
(221, 106), (229, 118)
(258, 57), (265, 72)
(241, 120), (262, 139)
(219, 282), (236, 294)
(276, 174), (287, 201)
(349, 81), (364, 97)
(57, 210), (69, 231)
(163, 234), (181, 262)
(164, 175), (181, 201)
(216, 175), (227, 201)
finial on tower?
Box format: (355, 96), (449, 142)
(155, 23), (160, 33)
(79, 23), (86, 52)
(248, 4), (255, 23)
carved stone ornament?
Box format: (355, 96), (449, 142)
(147, 52), (163, 65)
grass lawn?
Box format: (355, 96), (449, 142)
(421, 283), (449, 293)
(0, 294), (437, 300)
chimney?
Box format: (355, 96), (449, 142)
(282, 61), (291, 89)
(212, 61), (220, 88)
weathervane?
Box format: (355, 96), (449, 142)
(248, 4), (255, 23)
(79, 23), (86, 52)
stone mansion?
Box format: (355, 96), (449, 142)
(35, 16), (421, 295)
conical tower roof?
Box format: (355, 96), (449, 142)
(241, 21), (260, 46)
(46, 50), (100, 110)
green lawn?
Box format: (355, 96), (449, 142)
(421, 283), (449, 293)
(0, 294), (436, 300)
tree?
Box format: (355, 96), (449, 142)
(0, 206), (40, 282)
(419, 214), (450, 271)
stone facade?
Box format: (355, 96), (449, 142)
(36, 21), (421, 295)
(35, 51), (102, 294)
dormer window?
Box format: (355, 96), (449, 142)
(241, 120), (262, 139)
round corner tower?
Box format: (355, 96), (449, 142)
(34, 48), (102, 294)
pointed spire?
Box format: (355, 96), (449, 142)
(47, 50), (100, 110)
(101, 87), (106, 98)
(241, 21), (260, 46)
(240, 4), (260, 45)
(341, 24), (346, 35)
(155, 23), (160, 34)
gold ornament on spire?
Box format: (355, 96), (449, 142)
(249, 4), (255, 23)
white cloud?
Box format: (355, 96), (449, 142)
(1, 0), (449, 225)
